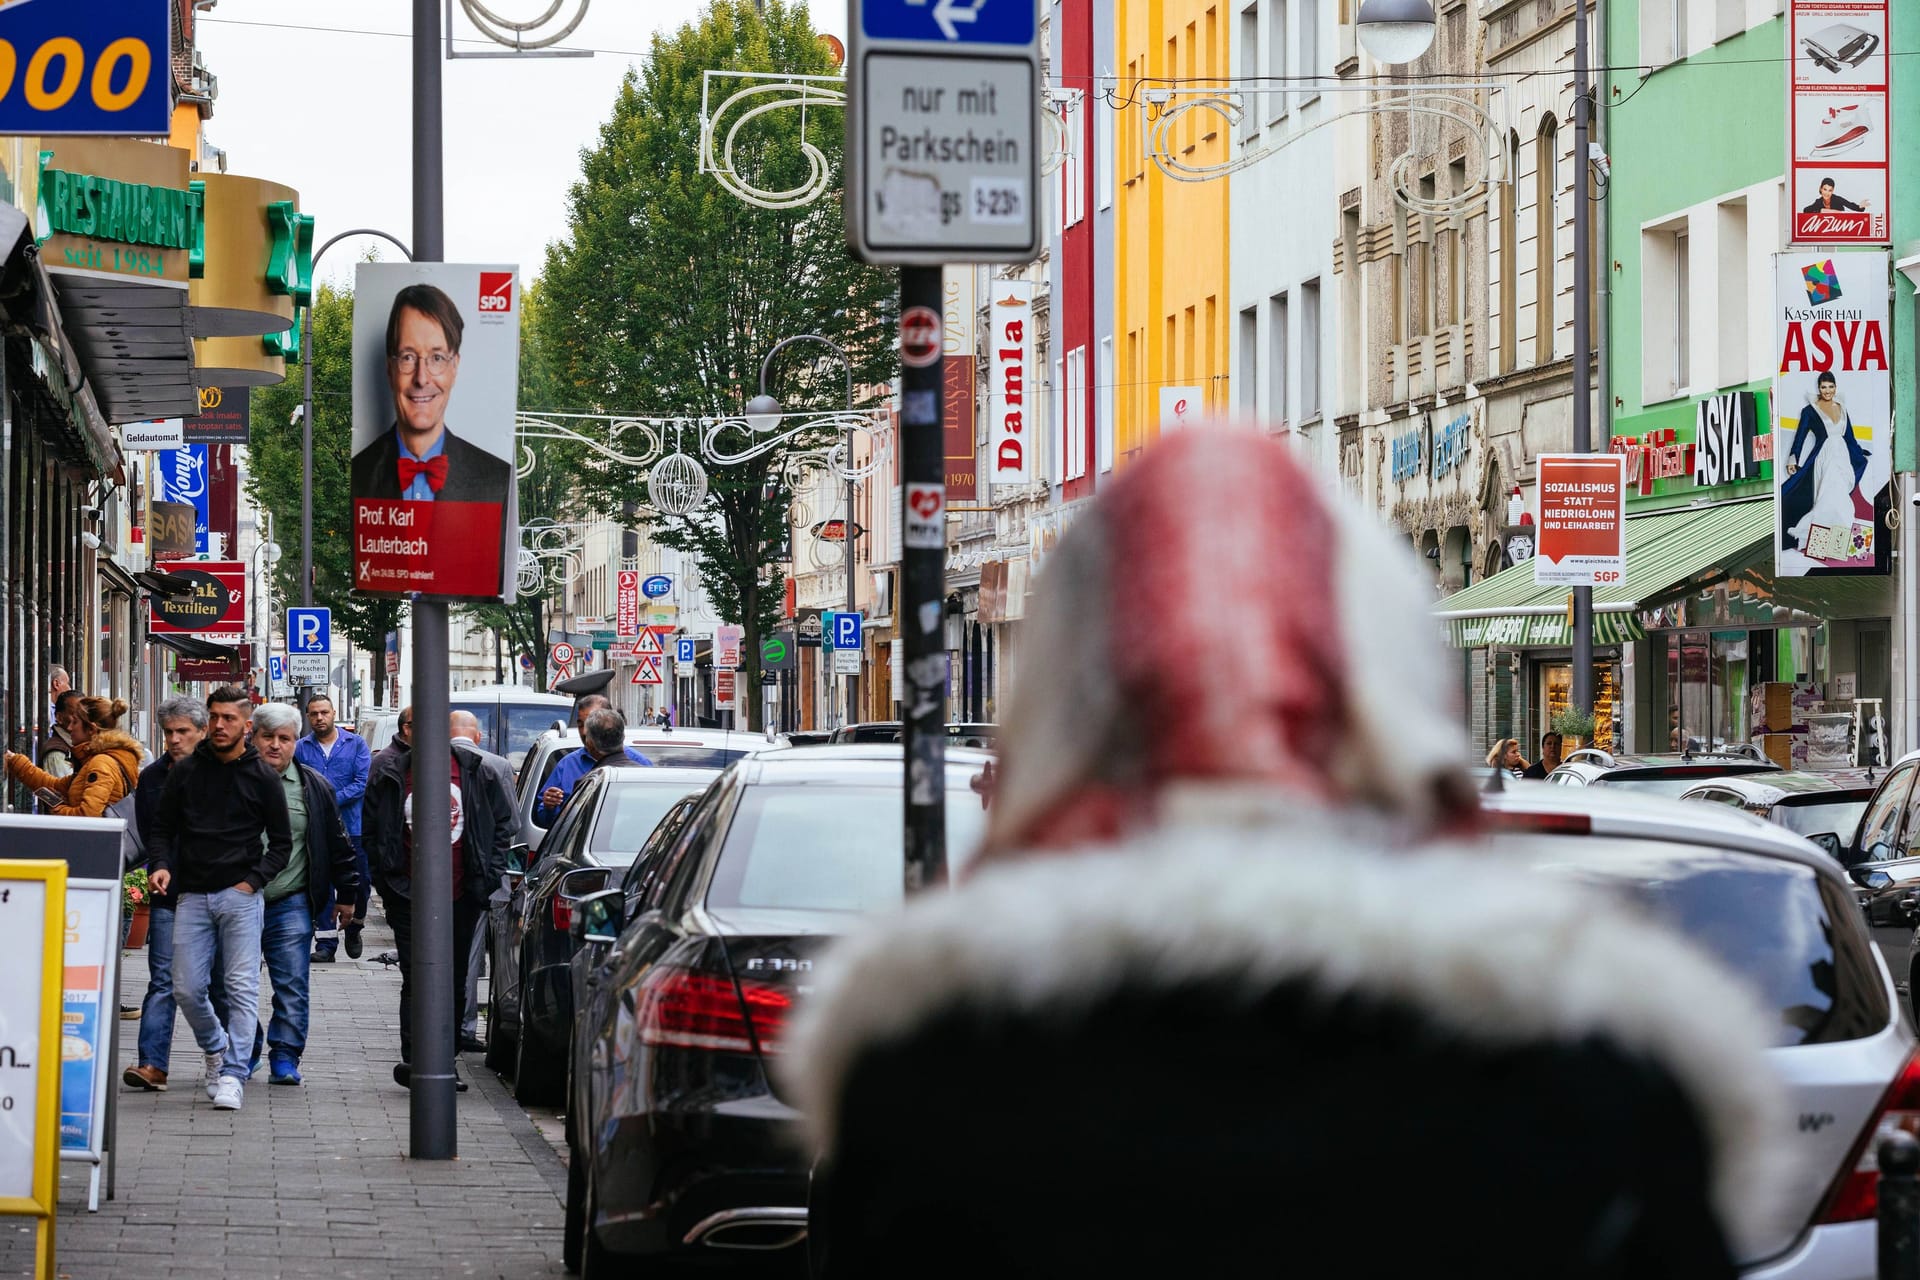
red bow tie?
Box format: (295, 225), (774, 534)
(397, 455), (449, 493)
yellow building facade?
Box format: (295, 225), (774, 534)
(1114, 0), (1232, 463)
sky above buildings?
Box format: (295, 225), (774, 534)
(199, 0), (851, 285)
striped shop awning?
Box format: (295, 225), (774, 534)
(1436, 500), (1773, 649)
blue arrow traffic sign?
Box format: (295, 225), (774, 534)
(287, 607), (331, 655)
(861, 0), (1033, 46)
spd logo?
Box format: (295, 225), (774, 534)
(478, 271), (514, 313)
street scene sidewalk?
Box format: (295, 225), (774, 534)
(0, 914), (567, 1280)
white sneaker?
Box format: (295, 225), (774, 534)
(204, 1051), (225, 1099)
(211, 1075), (244, 1111)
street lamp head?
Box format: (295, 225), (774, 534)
(745, 393), (783, 434)
(264, 541), (283, 565)
(1357, 0), (1437, 64)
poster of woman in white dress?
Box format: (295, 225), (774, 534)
(1774, 251), (1891, 577)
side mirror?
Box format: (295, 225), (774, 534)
(571, 887), (625, 944)
(1808, 832), (1845, 861)
(557, 865), (611, 904)
(507, 843), (529, 874)
(1865, 871), (1895, 891)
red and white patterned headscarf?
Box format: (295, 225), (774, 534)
(979, 429), (1476, 860)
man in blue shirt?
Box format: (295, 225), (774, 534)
(294, 693), (372, 961)
(533, 707), (652, 827)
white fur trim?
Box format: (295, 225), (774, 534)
(785, 812), (1794, 1251)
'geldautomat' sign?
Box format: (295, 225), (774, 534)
(0, 0), (171, 136)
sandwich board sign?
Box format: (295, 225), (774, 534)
(0, 857), (65, 1275)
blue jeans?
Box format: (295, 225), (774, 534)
(135, 903), (234, 1072)
(313, 836), (368, 957)
(257, 893), (314, 1066)
(173, 887), (265, 1081)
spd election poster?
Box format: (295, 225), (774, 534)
(350, 262), (519, 600)
(1533, 454), (1626, 587)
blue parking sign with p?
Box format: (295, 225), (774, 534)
(676, 637), (697, 664)
(288, 607), (331, 654)
(834, 612), (862, 650)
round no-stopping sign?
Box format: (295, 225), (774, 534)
(900, 306), (942, 368)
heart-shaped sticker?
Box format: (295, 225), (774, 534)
(909, 489), (941, 519)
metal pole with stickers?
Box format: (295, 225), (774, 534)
(846, 0), (1040, 891)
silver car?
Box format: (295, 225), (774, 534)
(1482, 782), (1911, 1279)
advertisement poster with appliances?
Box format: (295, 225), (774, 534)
(1788, 0), (1889, 245)
(1532, 454), (1626, 587)
(350, 262), (519, 600)
(1773, 251), (1891, 576)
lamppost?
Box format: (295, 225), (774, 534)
(746, 334), (857, 732)
(250, 517), (282, 690)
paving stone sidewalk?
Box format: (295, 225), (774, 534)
(0, 911), (568, 1279)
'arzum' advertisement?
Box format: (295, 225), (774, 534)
(350, 262), (519, 601)
(1788, 0), (1890, 245)
(1773, 251), (1891, 577)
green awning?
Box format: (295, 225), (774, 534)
(1438, 501), (1773, 648)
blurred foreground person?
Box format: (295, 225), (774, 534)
(789, 431), (1788, 1280)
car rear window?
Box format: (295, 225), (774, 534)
(1498, 836), (1888, 1047)
(591, 783), (706, 861)
(706, 785), (989, 913)
(1773, 796), (1869, 844)
(632, 744), (748, 769)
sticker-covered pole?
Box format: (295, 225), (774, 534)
(899, 268), (948, 893)
(1571, 0), (1594, 720)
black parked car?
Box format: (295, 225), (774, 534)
(485, 765), (714, 1103)
(560, 746), (995, 1275)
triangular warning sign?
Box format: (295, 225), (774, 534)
(631, 655), (663, 686)
(632, 630), (664, 657)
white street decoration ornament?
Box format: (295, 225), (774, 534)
(1773, 250), (1892, 576)
(648, 451), (710, 516)
(987, 278), (1033, 487)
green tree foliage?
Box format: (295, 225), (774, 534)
(248, 280), (407, 699)
(534, 0), (897, 724)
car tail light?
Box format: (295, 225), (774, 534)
(636, 968), (792, 1056)
(1819, 1051), (1920, 1223)
(552, 897), (574, 934)
(1481, 810), (1592, 835)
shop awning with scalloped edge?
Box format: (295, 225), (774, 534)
(1436, 501), (1773, 649)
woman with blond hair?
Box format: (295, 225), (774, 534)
(3, 694), (145, 816)
(1485, 737), (1527, 777)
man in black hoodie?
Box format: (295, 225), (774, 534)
(148, 686), (293, 1113)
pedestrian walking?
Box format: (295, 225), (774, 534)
(451, 710), (520, 1050)
(533, 707), (651, 827)
(147, 686), (292, 1113)
(1485, 737), (1527, 778)
(38, 689), (81, 781)
(1522, 731), (1563, 780)
(4, 694), (144, 817)
(789, 432), (1786, 1278)
(123, 697), (237, 1092)
(295, 693), (372, 962)
(364, 705), (514, 1088)
(248, 704), (359, 1085)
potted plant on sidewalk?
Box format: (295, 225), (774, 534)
(122, 867), (151, 949)
(1552, 707), (1598, 755)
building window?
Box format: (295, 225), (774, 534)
(1340, 208), (1360, 414)
(1535, 115), (1558, 365)
(1056, 92), (1084, 231)
(1640, 0), (1683, 66)
(1238, 305), (1258, 412)
(1640, 218), (1691, 402)
(1270, 291), (1289, 426)
(1717, 197), (1746, 389)
(1300, 279), (1321, 421)
(1675, 229), (1691, 392)
(1095, 80), (1114, 209)
(1499, 132), (1517, 372)
(1239, 3), (1259, 142)
(1065, 344), (1088, 480)
(1418, 171), (1437, 337)
(1296, 0), (1318, 102)
(1269, 0), (1289, 124)
(1098, 334), (1115, 472)
(1447, 157), (1466, 330)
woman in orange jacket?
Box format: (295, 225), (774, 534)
(4, 694), (146, 816)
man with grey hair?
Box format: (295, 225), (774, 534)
(534, 704), (651, 826)
(125, 696), (230, 1091)
(248, 702), (358, 1085)
(452, 709), (520, 1050)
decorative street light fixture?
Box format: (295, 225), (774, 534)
(1356, 0), (1439, 65)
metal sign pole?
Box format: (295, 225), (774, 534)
(409, 0), (456, 1160)
(900, 267), (948, 890)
